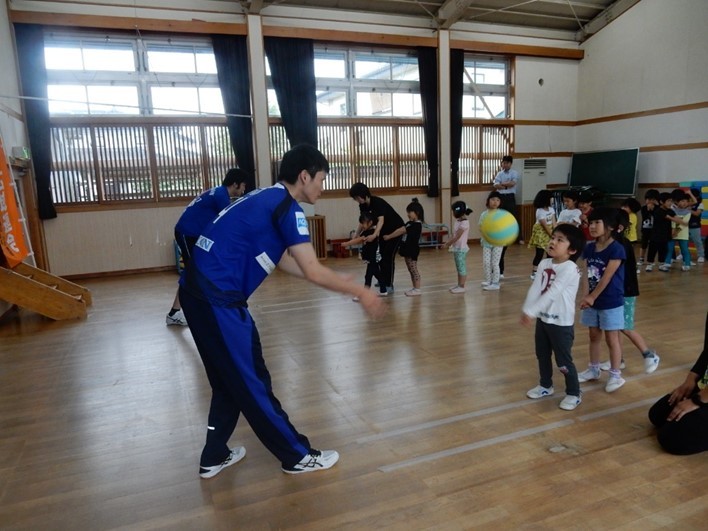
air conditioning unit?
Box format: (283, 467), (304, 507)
(521, 159), (547, 203)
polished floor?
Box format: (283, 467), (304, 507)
(1, 245), (707, 530)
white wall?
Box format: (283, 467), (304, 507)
(575, 0), (708, 183)
(0, 3), (27, 315)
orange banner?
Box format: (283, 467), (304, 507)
(0, 137), (29, 267)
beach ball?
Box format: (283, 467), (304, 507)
(480, 209), (519, 246)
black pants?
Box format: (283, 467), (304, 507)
(378, 235), (402, 289)
(648, 393), (708, 455)
(364, 262), (387, 294)
(535, 321), (579, 396)
(498, 194), (517, 274)
(647, 239), (668, 263)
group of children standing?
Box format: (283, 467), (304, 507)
(521, 183), (707, 411)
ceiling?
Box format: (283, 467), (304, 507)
(237, 0), (639, 39)
(10, 0), (641, 42)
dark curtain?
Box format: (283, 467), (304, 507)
(14, 24), (56, 219)
(417, 47), (438, 197)
(264, 37), (318, 148)
(449, 49), (465, 197)
(211, 34), (256, 191)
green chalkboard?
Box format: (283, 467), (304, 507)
(569, 148), (639, 196)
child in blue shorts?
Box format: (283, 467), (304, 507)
(578, 207), (627, 393)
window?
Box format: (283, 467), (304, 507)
(462, 56), (510, 118)
(44, 31), (221, 116)
(267, 46), (422, 118)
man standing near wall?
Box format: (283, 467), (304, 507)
(493, 155), (521, 275)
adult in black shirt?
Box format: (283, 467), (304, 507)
(349, 183), (405, 292)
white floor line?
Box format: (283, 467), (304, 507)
(359, 364), (691, 445)
(378, 420), (575, 473)
(577, 397), (659, 421)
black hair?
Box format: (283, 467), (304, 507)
(533, 189), (554, 209)
(621, 197), (641, 213)
(614, 208), (630, 242)
(578, 192), (593, 204)
(551, 224), (586, 262)
(349, 182), (371, 200)
(278, 144), (329, 184)
(561, 190), (580, 204)
(587, 206), (619, 231)
(406, 197), (425, 222)
(451, 200), (472, 218)
(359, 212), (377, 225)
(222, 167), (249, 187)
(502, 155), (513, 163)
(486, 191), (502, 207)
(644, 189), (660, 201)
(658, 192), (672, 205)
(671, 188), (689, 202)
(690, 187), (701, 201)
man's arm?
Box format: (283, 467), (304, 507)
(282, 243), (387, 318)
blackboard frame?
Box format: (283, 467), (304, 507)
(568, 148), (639, 197)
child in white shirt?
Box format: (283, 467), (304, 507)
(521, 224), (587, 411)
(556, 190), (582, 227)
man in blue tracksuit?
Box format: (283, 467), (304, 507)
(167, 168), (249, 326)
(179, 144), (385, 478)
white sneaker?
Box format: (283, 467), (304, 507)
(166, 309), (188, 326)
(404, 288), (422, 297)
(643, 352), (660, 374)
(559, 394), (582, 411)
(449, 286), (466, 294)
(480, 281), (490, 287)
(377, 291), (389, 297)
(645, 264), (654, 272)
(681, 266), (691, 272)
(599, 359), (625, 371)
(527, 385), (554, 399)
(199, 447), (246, 479)
(530, 273), (536, 280)
(605, 375), (626, 393)
(578, 366), (601, 383)
(698, 257), (705, 264)
(282, 449), (339, 474)
(483, 283), (500, 291)
(499, 274), (505, 279)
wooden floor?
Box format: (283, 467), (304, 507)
(1, 245), (707, 530)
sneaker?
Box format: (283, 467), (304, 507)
(645, 264), (654, 272)
(199, 446), (246, 479)
(352, 296), (360, 302)
(499, 274), (505, 279)
(480, 281), (490, 287)
(166, 309), (188, 326)
(681, 266), (690, 272)
(643, 352), (660, 374)
(559, 394), (582, 411)
(698, 257), (705, 264)
(675, 254), (682, 262)
(658, 264), (670, 272)
(637, 257), (644, 265)
(530, 273), (536, 280)
(282, 449), (339, 474)
(404, 288), (421, 297)
(449, 286), (466, 294)
(599, 359), (625, 371)
(578, 366), (601, 383)
(605, 375), (626, 393)
(527, 385), (554, 399)
(377, 291), (388, 297)
(483, 283), (500, 291)
(386, 286), (395, 294)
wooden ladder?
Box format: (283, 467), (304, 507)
(0, 262), (92, 320)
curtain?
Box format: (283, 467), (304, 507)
(417, 47), (438, 197)
(449, 49), (465, 197)
(14, 24), (56, 220)
(211, 34), (256, 191)
(263, 37), (318, 148)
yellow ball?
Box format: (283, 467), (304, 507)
(480, 209), (519, 246)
